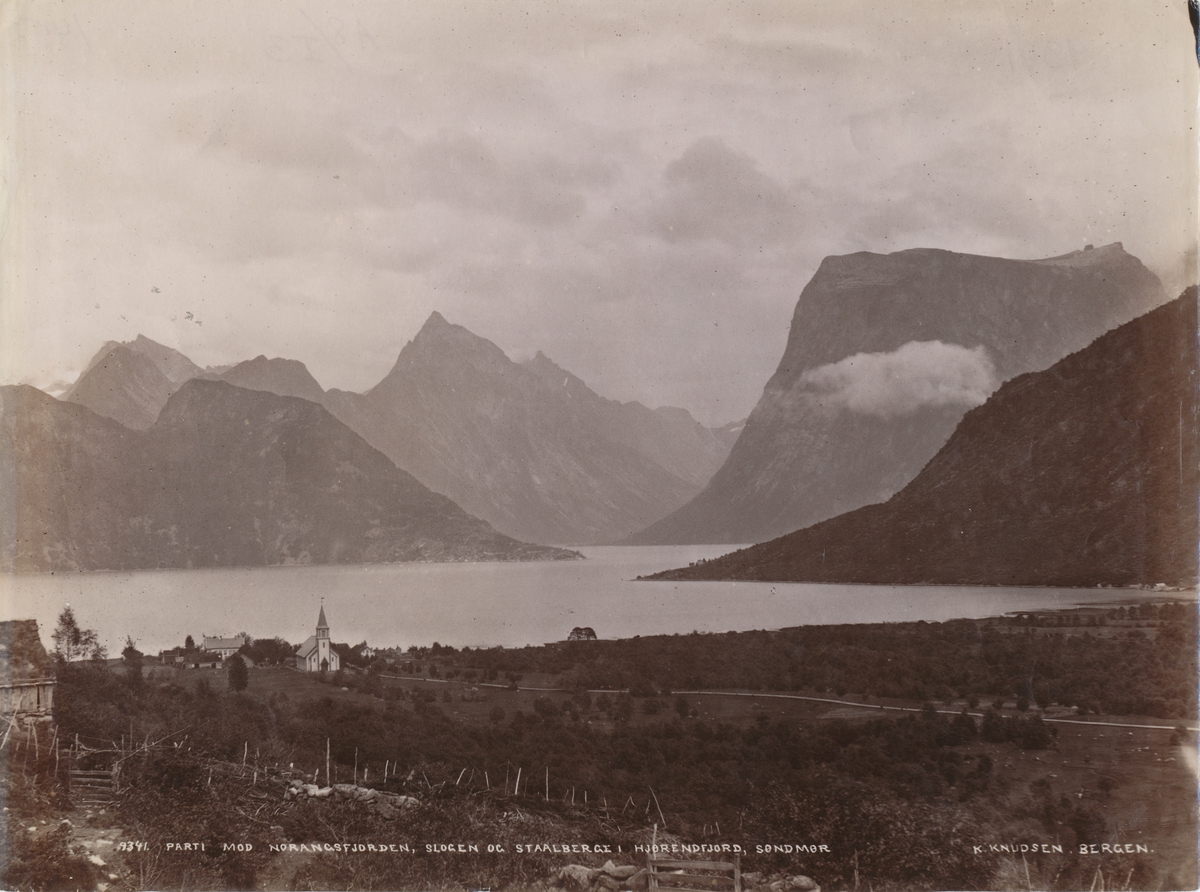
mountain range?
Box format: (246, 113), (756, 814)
(630, 243), (1167, 544)
(61, 315), (736, 544)
(0, 381), (577, 571)
(647, 291), (1198, 587)
(40, 241), (1176, 571)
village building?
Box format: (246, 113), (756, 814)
(295, 606), (340, 673)
(202, 633), (250, 659)
(0, 620), (56, 720)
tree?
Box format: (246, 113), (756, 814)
(227, 655), (248, 692)
(185, 634), (195, 650)
(122, 636), (144, 691)
(51, 606), (104, 663)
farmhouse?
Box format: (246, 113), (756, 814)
(0, 620), (56, 719)
(295, 606), (340, 673)
(202, 633), (250, 659)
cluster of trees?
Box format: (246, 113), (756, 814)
(441, 607), (1197, 719)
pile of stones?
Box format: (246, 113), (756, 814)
(283, 780), (419, 818)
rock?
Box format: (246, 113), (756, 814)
(601, 862), (638, 880)
(741, 872), (764, 888)
(598, 877), (623, 891)
(57, 819), (73, 830)
(87, 854), (107, 867)
(771, 876), (819, 892)
(375, 803), (398, 820)
(624, 868), (649, 890)
(557, 864), (600, 889)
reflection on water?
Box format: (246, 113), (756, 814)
(1, 545), (1189, 655)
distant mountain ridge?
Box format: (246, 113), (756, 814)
(59, 315), (736, 546)
(648, 292), (1198, 587)
(0, 380), (577, 571)
(630, 243), (1167, 545)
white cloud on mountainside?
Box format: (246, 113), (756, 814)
(799, 341), (999, 418)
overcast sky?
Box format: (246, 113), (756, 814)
(1, 0), (1195, 425)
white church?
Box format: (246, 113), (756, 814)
(295, 605), (340, 673)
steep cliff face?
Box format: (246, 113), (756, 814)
(348, 313), (705, 545)
(649, 292), (1198, 588)
(0, 381), (578, 571)
(632, 243), (1167, 544)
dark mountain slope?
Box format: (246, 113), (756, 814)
(649, 292), (1198, 587)
(0, 381), (577, 571)
(632, 243), (1166, 544)
(63, 344), (177, 430)
(0, 386), (144, 570)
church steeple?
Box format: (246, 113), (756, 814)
(317, 605), (329, 637)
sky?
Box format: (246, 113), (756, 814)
(1, 0), (1196, 426)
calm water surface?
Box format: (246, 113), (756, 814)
(1, 546), (1188, 654)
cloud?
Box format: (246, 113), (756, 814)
(799, 341), (999, 418)
(649, 137), (807, 248)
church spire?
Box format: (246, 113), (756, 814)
(317, 604), (329, 630)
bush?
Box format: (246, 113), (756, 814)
(227, 655), (248, 692)
(5, 824), (98, 892)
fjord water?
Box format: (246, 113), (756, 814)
(1, 546), (1184, 656)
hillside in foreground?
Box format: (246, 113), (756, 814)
(648, 291), (1198, 587)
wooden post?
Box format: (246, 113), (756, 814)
(326, 739), (330, 787)
(650, 787), (667, 830)
(514, 766), (521, 796)
(354, 748), (358, 785)
(485, 771), (490, 790)
(545, 766), (549, 800)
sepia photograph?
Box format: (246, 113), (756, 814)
(0, 1), (1197, 890)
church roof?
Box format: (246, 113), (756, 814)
(296, 635), (318, 659)
(317, 605), (328, 629)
